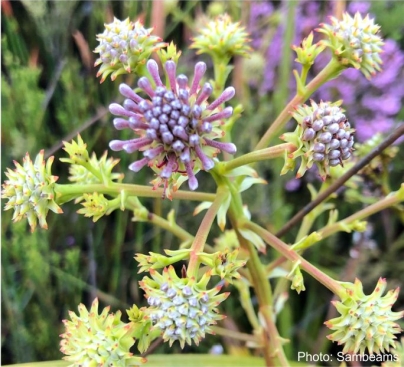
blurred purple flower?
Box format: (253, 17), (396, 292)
(248, 0), (404, 142)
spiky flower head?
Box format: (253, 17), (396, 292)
(139, 266), (229, 348)
(109, 59), (236, 199)
(94, 17), (166, 83)
(325, 278), (403, 355)
(60, 298), (146, 367)
(317, 12), (384, 79)
(281, 100), (355, 179)
(2, 150), (62, 232)
(190, 14), (252, 60)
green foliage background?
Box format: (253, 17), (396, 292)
(1, 1), (403, 365)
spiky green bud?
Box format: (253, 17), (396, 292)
(135, 249), (191, 273)
(190, 14), (252, 60)
(325, 278), (403, 355)
(76, 192), (110, 222)
(317, 12), (384, 79)
(2, 150), (62, 232)
(60, 298), (146, 367)
(94, 18), (167, 82)
(139, 266), (229, 348)
(281, 100), (355, 180)
(292, 32), (325, 67)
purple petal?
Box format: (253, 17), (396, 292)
(190, 62), (207, 95)
(143, 145), (165, 159)
(177, 74), (188, 90)
(138, 77), (155, 98)
(180, 147), (191, 163)
(204, 138), (237, 154)
(194, 145), (214, 170)
(207, 87), (235, 111)
(129, 158), (149, 172)
(196, 83), (213, 105)
(119, 84), (144, 103)
(123, 99), (140, 113)
(185, 161), (198, 190)
(173, 126), (189, 141)
(109, 103), (132, 117)
(161, 154), (177, 179)
(122, 138), (153, 153)
(165, 61), (177, 94)
(203, 106), (233, 123)
(113, 118), (130, 130)
(109, 140), (127, 151)
(147, 59), (163, 87)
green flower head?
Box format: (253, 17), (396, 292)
(2, 150), (62, 232)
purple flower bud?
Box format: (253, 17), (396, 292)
(329, 159), (340, 166)
(146, 129), (158, 140)
(337, 129), (346, 139)
(180, 148), (191, 163)
(109, 103), (132, 117)
(340, 138), (349, 149)
(196, 83), (213, 105)
(326, 123), (340, 134)
(123, 99), (139, 113)
(173, 126), (189, 141)
(147, 59), (164, 87)
(302, 128), (316, 141)
(123, 138), (152, 153)
(313, 142), (326, 153)
(200, 122), (212, 133)
(312, 119), (324, 131)
(204, 138), (237, 154)
(113, 118), (130, 130)
(207, 87), (235, 111)
(138, 77), (155, 97)
(318, 132), (332, 144)
(162, 132), (174, 144)
(328, 150), (341, 160)
(303, 116), (312, 128)
(165, 61), (177, 94)
(161, 154), (177, 179)
(190, 62), (207, 95)
(189, 134), (200, 146)
(178, 116), (189, 128)
(313, 153), (325, 161)
(143, 145), (164, 159)
(329, 139), (340, 150)
(172, 140), (185, 152)
(203, 107), (233, 123)
(176, 74), (188, 89)
(342, 152), (352, 160)
(323, 116), (334, 125)
(129, 158), (149, 172)
(194, 145), (214, 170)
(109, 140), (127, 151)
(119, 84), (144, 103)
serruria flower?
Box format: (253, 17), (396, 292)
(1, 150), (62, 232)
(317, 12), (384, 79)
(60, 298), (146, 367)
(109, 59), (237, 199)
(281, 100), (355, 179)
(325, 278), (403, 355)
(139, 266), (229, 348)
(94, 17), (166, 82)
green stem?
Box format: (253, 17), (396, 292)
(55, 182), (216, 203)
(319, 189), (403, 239)
(242, 220), (345, 298)
(254, 58), (343, 150)
(187, 187), (228, 278)
(222, 143), (296, 173)
(235, 280), (261, 330)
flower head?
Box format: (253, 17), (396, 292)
(2, 150), (62, 232)
(325, 278), (403, 355)
(317, 12), (384, 79)
(60, 298), (146, 366)
(109, 59), (236, 198)
(94, 18), (166, 82)
(139, 266), (229, 348)
(190, 14), (252, 59)
(281, 100), (355, 179)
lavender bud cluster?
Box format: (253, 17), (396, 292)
(109, 59), (236, 198)
(302, 104), (354, 166)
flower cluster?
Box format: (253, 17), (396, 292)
(139, 266), (229, 348)
(1, 150), (62, 232)
(281, 100), (355, 179)
(109, 59), (236, 198)
(325, 278), (403, 354)
(190, 14), (252, 59)
(317, 12), (384, 79)
(94, 17), (166, 82)
(60, 298), (146, 367)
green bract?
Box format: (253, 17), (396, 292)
(325, 278), (403, 354)
(60, 298), (146, 367)
(317, 12), (384, 79)
(1, 150), (62, 232)
(94, 18), (166, 82)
